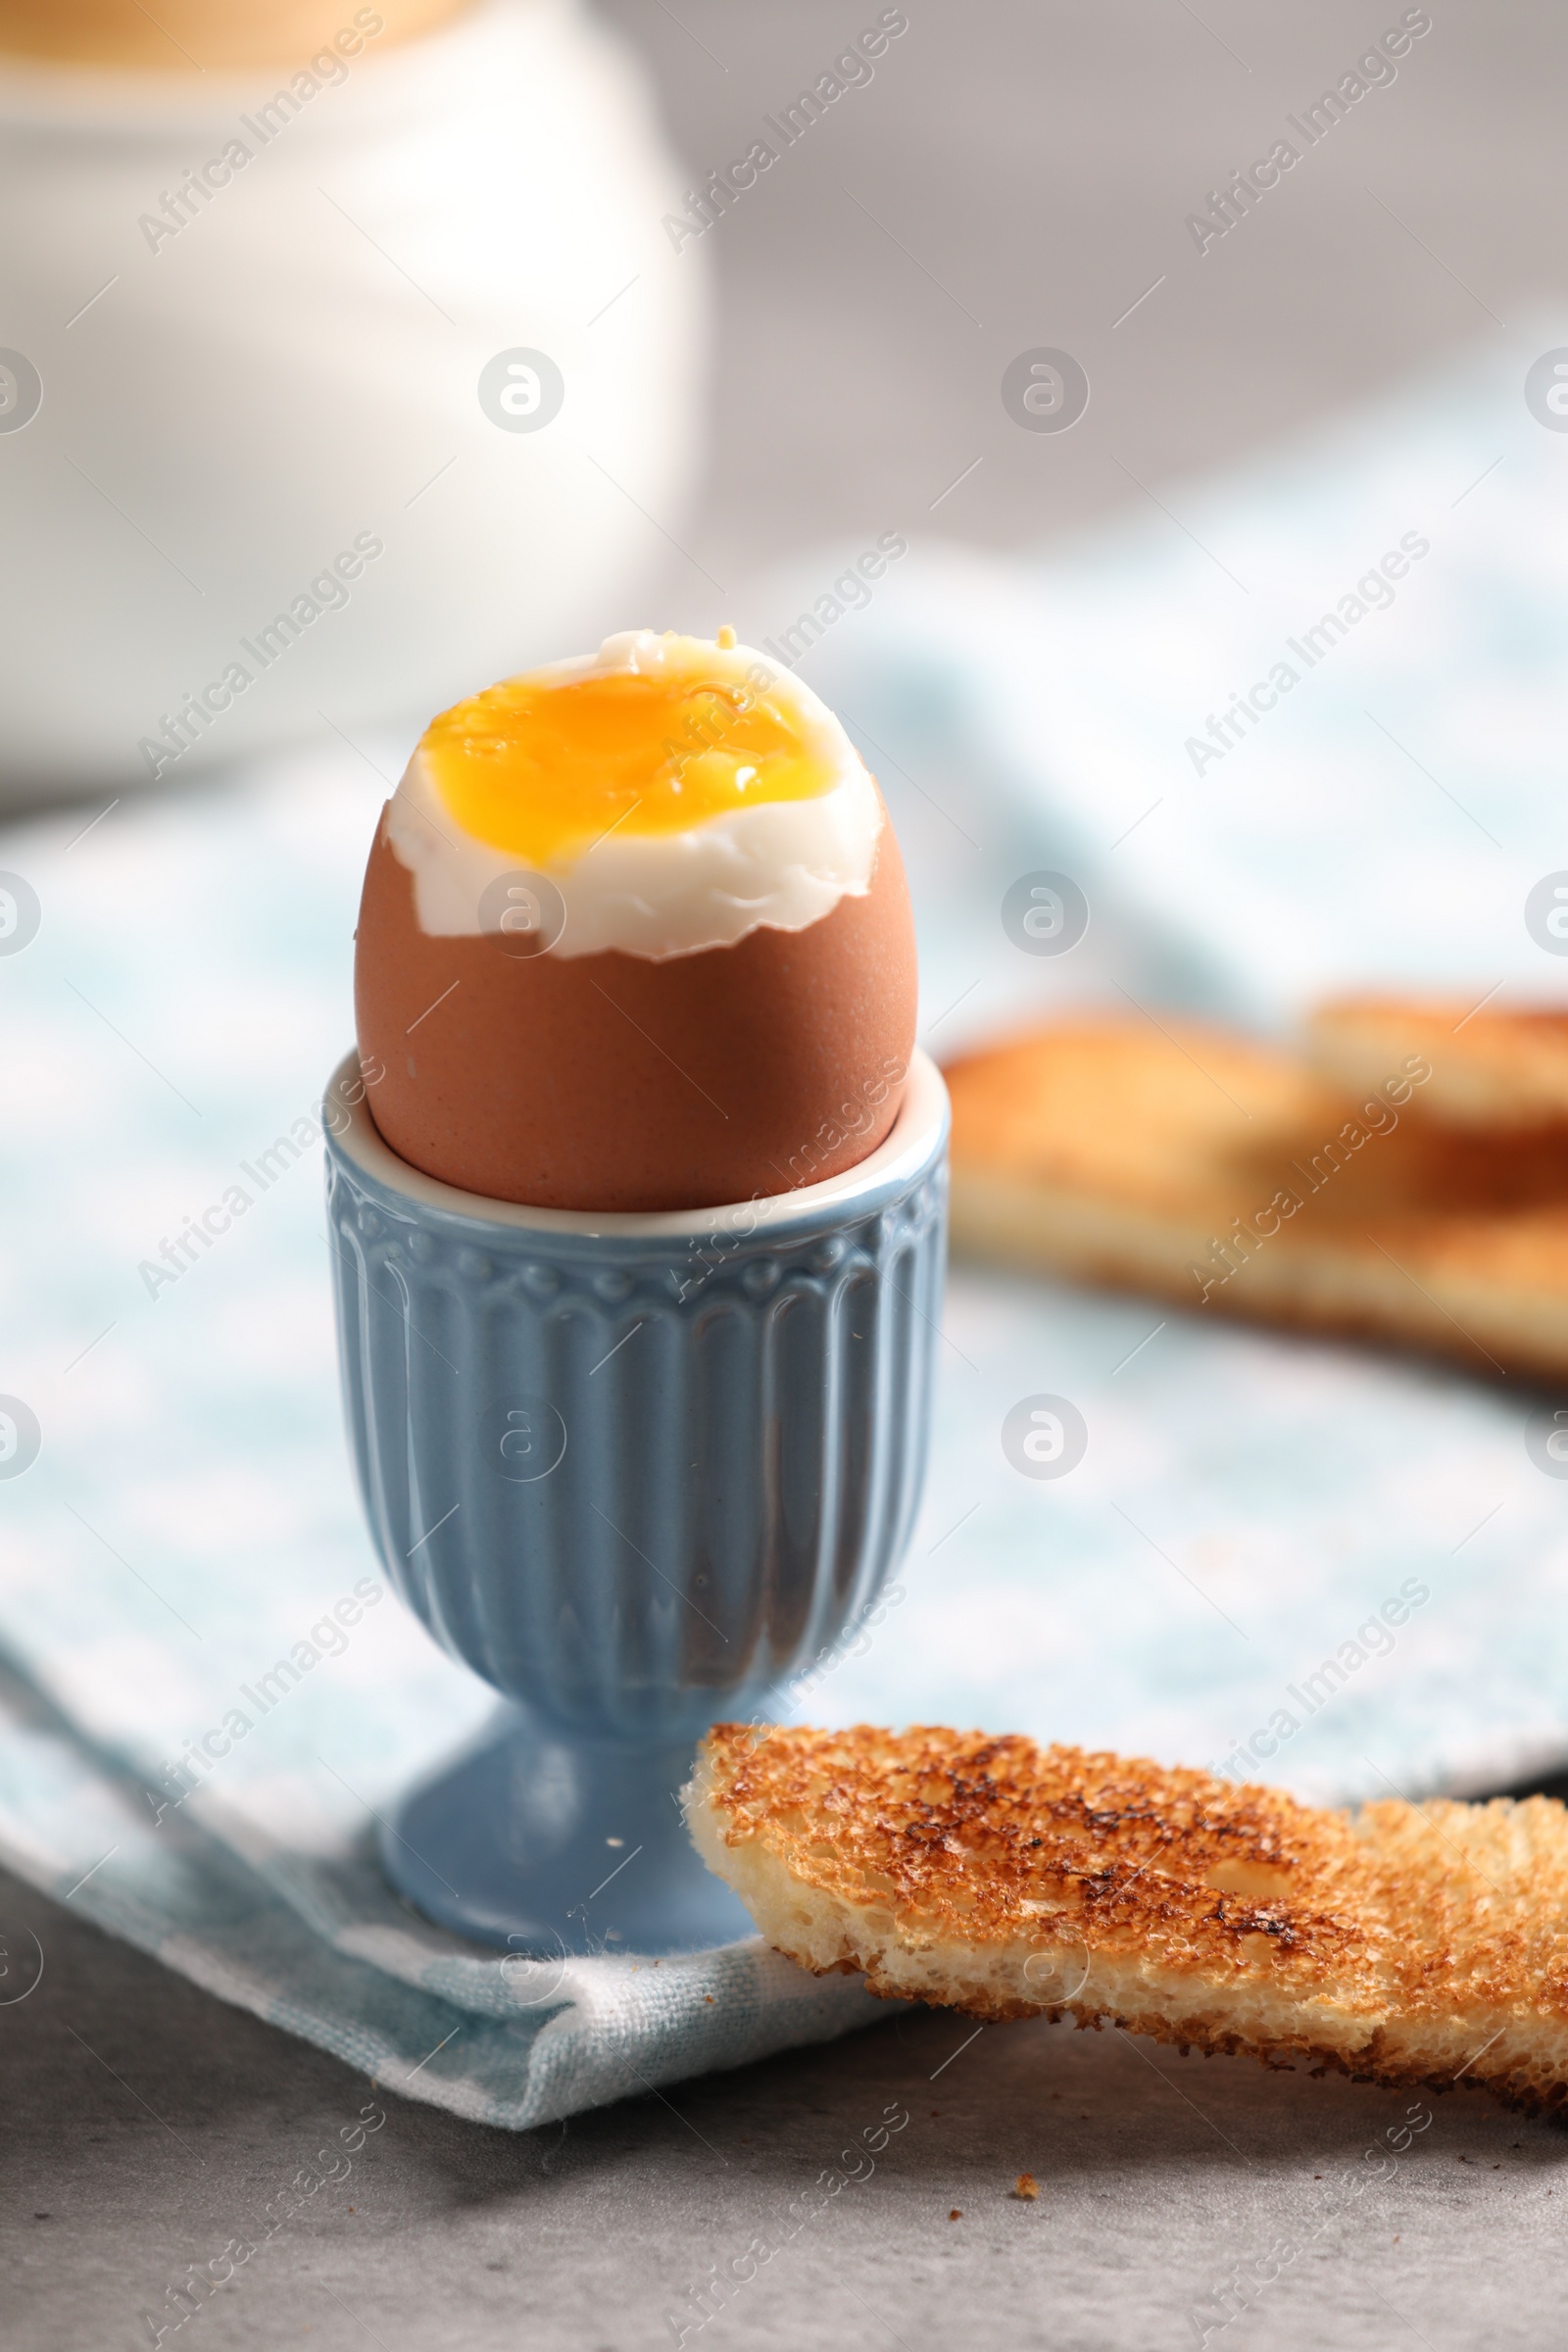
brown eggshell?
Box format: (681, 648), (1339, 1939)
(353, 800), (919, 1212)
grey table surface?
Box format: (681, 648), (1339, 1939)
(9, 2), (1568, 2345)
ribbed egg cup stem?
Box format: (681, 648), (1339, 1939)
(322, 1052), (949, 1956)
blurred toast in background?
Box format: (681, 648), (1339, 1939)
(944, 1015), (1568, 1379)
(1311, 996), (1568, 1132)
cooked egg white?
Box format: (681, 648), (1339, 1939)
(385, 629), (882, 960)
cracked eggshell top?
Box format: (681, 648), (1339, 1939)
(353, 631), (919, 1212)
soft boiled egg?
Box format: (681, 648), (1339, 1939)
(354, 628), (918, 1210)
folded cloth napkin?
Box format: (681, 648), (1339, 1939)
(5, 332), (1568, 2128)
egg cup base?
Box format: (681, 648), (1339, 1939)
(379, 1702), (755, 1955)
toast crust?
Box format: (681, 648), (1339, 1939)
(691, 1724), (1568, 2116)
(1311, 996), (1568, 1131)
(944, 1020), (1568, 1378)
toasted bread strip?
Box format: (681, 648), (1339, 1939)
(1311, 996), (1568, 1132)
(944, 1019), (1568, 1379)
(690, 1724), (1568, 2115)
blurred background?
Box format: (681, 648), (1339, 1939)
(2, 0), (1560, 803)
(609, 0), (1557, 586)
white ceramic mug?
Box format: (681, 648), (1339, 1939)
(0, 0), (709, 797)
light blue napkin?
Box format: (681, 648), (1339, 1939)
(788, 320), (1568, 1055)
(4, 329), (1568, 2129)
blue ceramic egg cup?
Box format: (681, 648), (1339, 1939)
(322, 1051), (949, 1956)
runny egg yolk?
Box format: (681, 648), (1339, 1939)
(419, 661), (840, 868)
